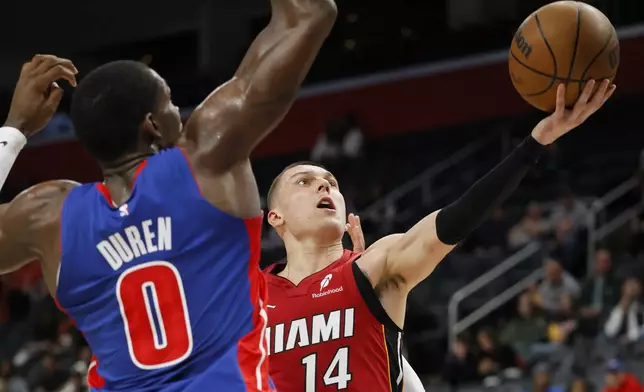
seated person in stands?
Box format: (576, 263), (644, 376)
(508, 201), (550, 249)
(530, 362), (565, 392)
(602, 358), (644, 392)
(443, 334), (479, 389)
(475, 328), (520, 379)
(604, 278), (644, 349)
(533, 258), (581, 321)
(501, 292), (549, 363)
(568, 377), (590, 392)
(577, 249), (620, 339)
(549, 189), (587, 237)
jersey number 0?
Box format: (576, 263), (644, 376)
(116, 261), (194, 370)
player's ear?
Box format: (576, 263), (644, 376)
(141, 113), (163, 148)
(267, 209), (284, 229)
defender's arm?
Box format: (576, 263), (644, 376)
(0, 181), (77, 274)
(183, 0), (337, 172)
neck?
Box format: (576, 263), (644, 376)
(280, 237), (344, 285)
(100, 153), (152, 205)
(102, 152), (153, 177)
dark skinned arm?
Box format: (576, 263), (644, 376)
(181, 0), (337, 172)
(0, 181), (78, 275)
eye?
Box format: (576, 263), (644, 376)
(328, 179), (338, 187)
(297, 178), (309, 186)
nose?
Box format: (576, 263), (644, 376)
(316, 179), (331, 193)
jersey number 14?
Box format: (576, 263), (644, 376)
(116, 261), (193, 370)
(301, 347), (352, 391)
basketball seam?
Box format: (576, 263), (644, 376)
(509, 51), (614, 83)
(578, 29), (615, 96)
(565, 3), (583, 88)
(521, 12), (558, 98)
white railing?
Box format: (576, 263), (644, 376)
(447, 242), (541, 347)
(586, 177), (640, 270)
(447, 177), (641, 347)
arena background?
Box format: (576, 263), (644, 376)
(1, 0), (644, 390)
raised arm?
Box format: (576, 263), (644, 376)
(362, 81), (615, 290)
(182, 0), (337, 172)
(1, 54), (77, 190)
(0, 54), (78, 275)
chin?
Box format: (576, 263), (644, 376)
(316, 220), (344, 242)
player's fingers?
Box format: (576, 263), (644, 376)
(601, 84), (617, 106)
(44, 83), (64, 112)
(354, 215), (362, 235)
(354, 216), (365, 250)
(573, 80), (596, 114)
(32, 55), (78, 76)
(578, 80), (610, 120)
(21, 54), (48, 74)
(590, 79), (610, 107)
(554, 84), (566, 118)
(35, 64), (77, 88)
(588, 79), (610, 109)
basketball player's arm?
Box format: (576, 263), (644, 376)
(0, 55), (77, 191)
(0, 127), (27, 190)
(0, 181), (78, 274)
(368, 81), (614, 290)
(360, 136), (545, 288)
(183, 0), (337, 171)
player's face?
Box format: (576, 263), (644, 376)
(272, 165), (346, 241)
(147, 70), (182, 149)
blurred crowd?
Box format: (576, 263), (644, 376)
(442, 198), (644, 391)
(0, 268), (90, 392)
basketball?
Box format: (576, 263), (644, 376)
(509, 1), (620, 112)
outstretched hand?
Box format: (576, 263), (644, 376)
(346, 213), (365, 253)
(531, 79), (616, 146)
(5, 54), (78, 137)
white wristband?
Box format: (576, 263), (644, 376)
(0, 126), (27, 190)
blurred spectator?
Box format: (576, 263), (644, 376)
(577, 249), (620, 338)
(443, 335), (479, 388)
(534, 259), (581, 321)
(602, 359), (644, 392)
(530, 362), (565, 392)
(569, 378), (590, 392)
(27, 353), (68, 392)
(509, 202), (550, 249)
(58, 368), (87, 392)
(550, 189), (588, 234)
(501, 292), (548, 362)
(310, 114), (364, 177)
(0, 361), (28, 392)
(604, 278), (644, 345)
(475, 328), (520, 378)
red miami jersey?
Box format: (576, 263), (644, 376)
(264, 250), (404, 392)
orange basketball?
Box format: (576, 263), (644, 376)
(509, 1), (619, 112)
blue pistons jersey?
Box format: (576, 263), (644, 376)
(55, 147), (274, 391)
